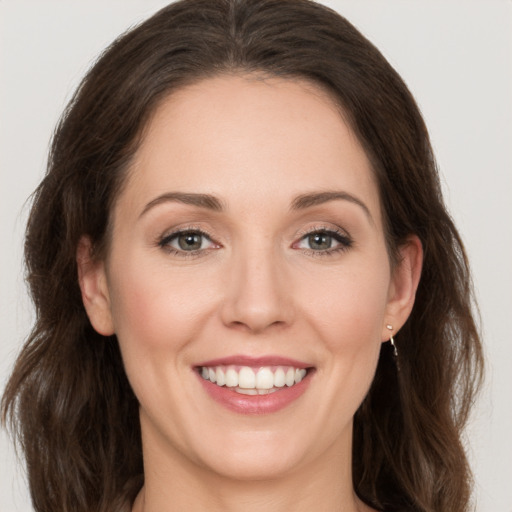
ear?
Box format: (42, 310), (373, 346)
(76, 236), (115, 336)
(382, 235), (423, 341)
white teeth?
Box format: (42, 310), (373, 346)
(200, 364), (309, 392)
(238, 367), (256, 389)
(235, 387), (278, 395)
(225, 367), (238, 387)
(274, 368), (285, 387)
(255, 367), (274, 389)
(215, 367), (225, 386)
(285, 367), (295, 387)
(235, 388), (258, 395)
(295, 368), (307, 383)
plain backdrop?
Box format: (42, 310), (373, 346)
(1, 1), (511, 511)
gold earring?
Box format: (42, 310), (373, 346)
(386, 324), (398, 358)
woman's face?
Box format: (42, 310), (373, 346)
(80, 75), (419, 482)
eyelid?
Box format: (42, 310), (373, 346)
(294, 224), (352, 241)
(292, 224), (353, 254)
(157, 225), (221, 256)
(155, 223), (352, 258)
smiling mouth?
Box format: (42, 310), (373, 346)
(198, 365), (310, 395)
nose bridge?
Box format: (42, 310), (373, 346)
(221, 235), (293, 332)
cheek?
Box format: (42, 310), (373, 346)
(105, 257), (221, 417)
(302, 261), (390, 352)
(111, 275), (174, 351)
(107, 254), (216, 350)
(299, 259), (389, 408)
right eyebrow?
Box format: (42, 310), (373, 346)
(139, 192), (224, 218)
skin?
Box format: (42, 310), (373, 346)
(78, 75), (422, 512)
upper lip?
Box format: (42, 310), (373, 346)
(195, 355), (312, 369)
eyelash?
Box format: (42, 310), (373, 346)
(157, 225), (353, 258)
(293, 226), (353, 257)
(157, 226), (218, 258)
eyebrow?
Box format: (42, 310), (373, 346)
(140, 189), (372, 222)
(291, 191), (373, 223)
(140, 192), (224, 217)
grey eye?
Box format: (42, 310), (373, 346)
(294, 228), (352, 253)
(177, 232), (204, 251)
(160, 230), (215, 253)
(307, 232), (333, 250)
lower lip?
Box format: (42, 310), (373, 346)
(196, 371), (313, 415)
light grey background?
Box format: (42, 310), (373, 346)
(1, 1), (511, 511)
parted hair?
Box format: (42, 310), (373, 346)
(2, 1), (483, 511)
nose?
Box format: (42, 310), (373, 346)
(220, 244), (294, 333)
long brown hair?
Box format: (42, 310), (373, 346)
(2, 1), (483, 511)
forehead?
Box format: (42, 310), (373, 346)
(121, 74), (379, 218)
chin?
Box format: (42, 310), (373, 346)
(187, 424), (328, 483)
(202, 447), (307, 482)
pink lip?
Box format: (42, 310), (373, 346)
(194, 355), (315, 415)
(196, 354), (311, 369)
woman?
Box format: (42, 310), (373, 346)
(1, 1), (484, 511)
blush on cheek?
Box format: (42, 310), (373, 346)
(310, 293), (384, 353)
(111, 270), (211, 353)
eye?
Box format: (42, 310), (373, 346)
(294, 228), (352, 253)
(303, 232), (335, 251)
(159, 229), (217, 254)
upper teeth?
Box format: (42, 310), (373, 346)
(200, 365), (307, 392)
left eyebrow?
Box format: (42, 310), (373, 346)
(290, 191), (373, 224)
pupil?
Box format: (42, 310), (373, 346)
(178, 232), (201, 250)
(309, 232), (331, 250)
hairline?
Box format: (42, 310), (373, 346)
(98, 69), (397, 264)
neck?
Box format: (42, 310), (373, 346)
(133, 484), (369, 512)
(132, 427), (373, 512)
(133, 476), (369, 512)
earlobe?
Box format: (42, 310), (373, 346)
(76, 236), (115, 336)
(382, 235), (423, 341)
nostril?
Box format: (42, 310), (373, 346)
(225, 316), (288, 334)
